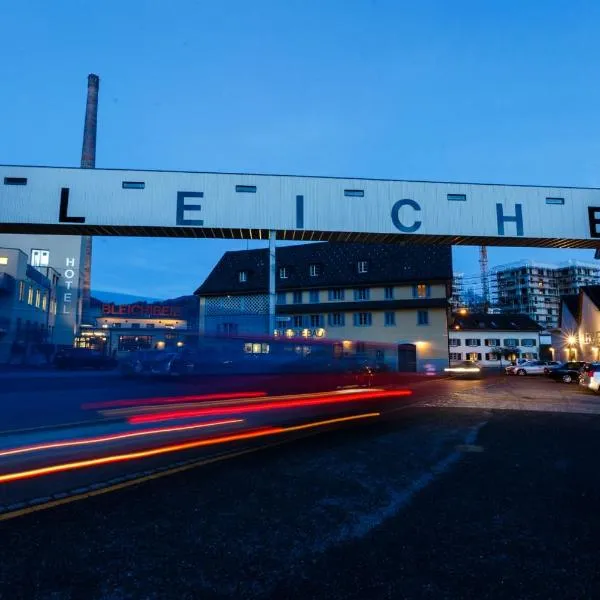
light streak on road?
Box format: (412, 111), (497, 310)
(82, 391), (267, 411)
(0, 412), (380, 485)
(0, 419), (244, 458)
(127, 389), (410, 425)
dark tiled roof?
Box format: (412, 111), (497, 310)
(450, 312), (541, 332)
(195, 242), (452, 296)
(560, 294), (580, 322)
(581, 286), (600, 311)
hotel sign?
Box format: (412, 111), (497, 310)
(274, 327), (326, 339)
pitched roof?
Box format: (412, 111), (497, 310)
(195, 242), (452, 296)
(560, 294), (580, 323)
(581, 286), (600, 311)
(450, 312), (542, 332)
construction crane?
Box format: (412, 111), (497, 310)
(479, 245), (490, 312)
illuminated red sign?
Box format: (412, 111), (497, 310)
(101, 303), (182, 318)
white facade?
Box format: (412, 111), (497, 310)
(449, 329), (542, 366)
(2, 166), (600, 246)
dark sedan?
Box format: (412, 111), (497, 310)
(546, 361), (586, 384)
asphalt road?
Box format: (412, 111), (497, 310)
(1, 374), (600, 599)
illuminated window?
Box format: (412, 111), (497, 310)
(244, 342), (270, 354)
(309, 264), (320, 277)
(279, 267), (288, 279)
(34, 289), (41, 308)
(238, 271), (247, 283)
(413, 284), (430, 298)
(41, 294), (47, 311)
(18, 281), (24, 301)
(0, 256), (8, 266)
(31, 250), (49, 267)
(27, 286), (33, 305)
(357, 260), (368, 274)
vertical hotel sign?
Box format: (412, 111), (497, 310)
(63, 256), (76, 314)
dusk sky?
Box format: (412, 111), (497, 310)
(2, 1), (600, 299)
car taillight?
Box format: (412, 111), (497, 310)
(586, 368), (594, 377)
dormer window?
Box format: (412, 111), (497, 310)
(238, 271), (247, 283)
(279, 267), (288, 279)
(309, 263), (321, 277)
(357, 260), (368, 274)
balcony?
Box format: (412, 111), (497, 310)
(0, 273), (15, 294)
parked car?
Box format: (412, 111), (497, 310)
(444, 361), (482, 379)
(543, 361), (561, 374)
(54, 348), (117, 370)
(119, 350), (165, 377)
(511, 360), (548, 376)
(579, 363), (600, 392)
(546, 361), (586, 384)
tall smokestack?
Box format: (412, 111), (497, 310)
(81, 74), (99, 168)
(80, 73), (99, 324)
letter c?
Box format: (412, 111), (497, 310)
(391, 199), (422, 233)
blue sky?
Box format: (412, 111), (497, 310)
(2, 0), (600, 299)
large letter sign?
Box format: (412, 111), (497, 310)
(391, 199), (422, 233)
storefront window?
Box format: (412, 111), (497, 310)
(118, 335), (152, 351)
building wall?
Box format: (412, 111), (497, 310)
(570, 295), (600, 363)
(0, 248), (60, 362)
(448, 329), (541, 366)
(0, 234), (85, 346)
(200, 282), (450, 372)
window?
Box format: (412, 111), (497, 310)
(328, 312), (345, 327)
(484, 338), (500, 346)
(4, 177), (27, 185)
(41, 294), (47, 311)
(344, 189), (364, 197)
(238, 270), (247, 283)
(354, 288), (370, 301)
(27, 286), (33, 305)
(328, 289), (345, 301)
(546, 197), (564, 205)
(293, 315), (304, 327)
(466, 352), (482, 361)
(30, 249), (49, 267)
(131, 323), (141, 329)
(486, 353), (500, 361)
(219, 323), (239, 336)
(357, 260), (368, 274)
(447, 193), (467, 202)
(384, 311), (396, 326)
(309, 264), (320, 277)
(449, 339), (461, 347)
(146, 323), (155, 329)
(309, 290), (319, 303)
(384, 286), (394, 300)
(112, 323), (122, 328)
(279, 267), (288, 279)
(244, 342), (270, 354)
(504, 338), (518, 347)
(521, 338), (537, 347)
(0, 256), (8, 266)
(353, 312), (372, 326)
(449, 352), (462, 361)
(293, 291), (303, 304)
(276, 291), (286, 304)
(465, 338), (481, 346)
(122, 181), (145, 189)
(18, 281), (24, 301)
(310, 314), (323, 327)
(235, 185), (257, 193)
(417, 310), (429, 325)
(413, 283), (430, 298)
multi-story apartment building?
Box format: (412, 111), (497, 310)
(0, 247), (61, 362)
(195, 242), (452, 372)
(493, 260), (600, 329)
